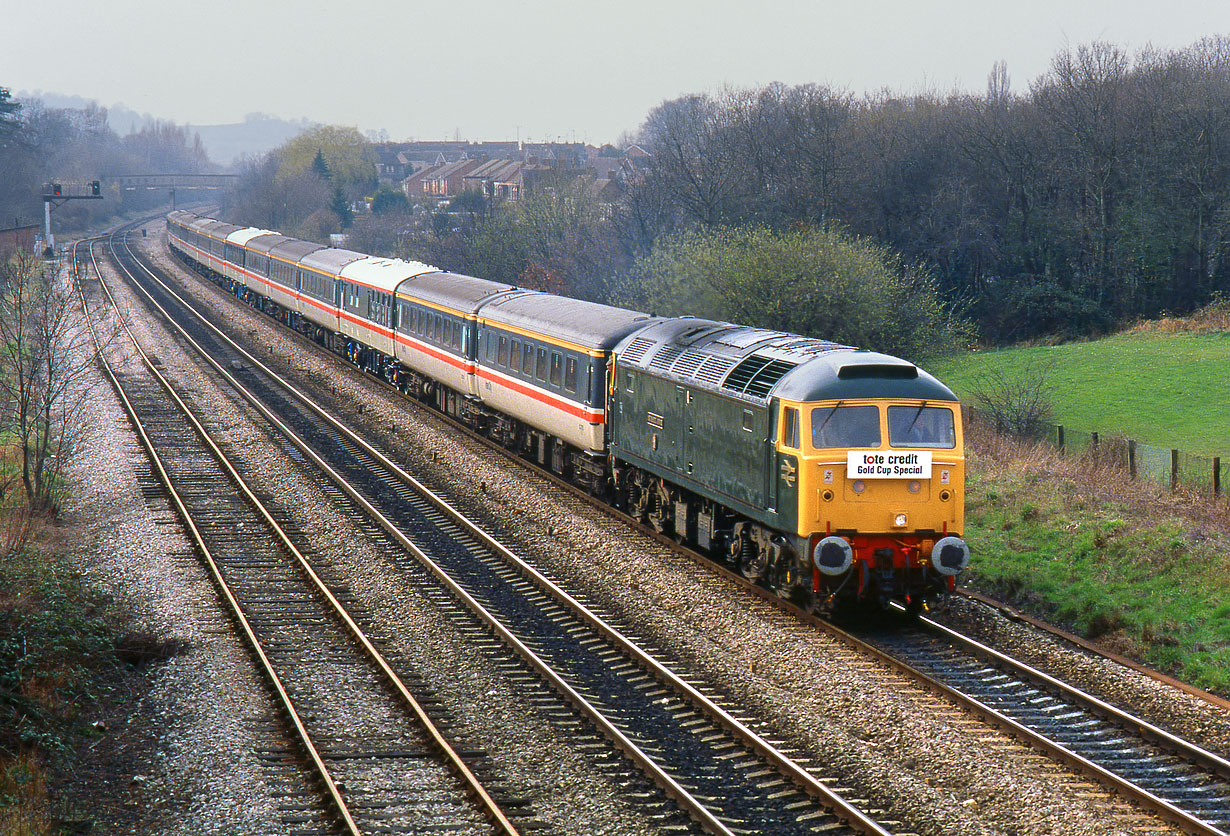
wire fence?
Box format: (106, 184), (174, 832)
(966, 406), (1226, 498)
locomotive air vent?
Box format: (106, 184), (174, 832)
(621, 336), (655, 364)
(694, 356), (737, 385)
(671, 350), (707, 376)
(649, 344), (685, 371)
(723, 355), (799, 397)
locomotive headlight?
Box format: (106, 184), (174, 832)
(907, 480), (922, 493)
(893, 512), (908, 527)
(851, 480), (866, 494)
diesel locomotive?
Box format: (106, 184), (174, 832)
(165, 210), (968, 614)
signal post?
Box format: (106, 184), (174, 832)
(42, 181), (102, 256)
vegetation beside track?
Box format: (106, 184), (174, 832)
(0, 507), (185, 834)
(960, 421), (1230, 695)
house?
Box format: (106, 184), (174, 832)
(460, 159), (526, 201)
(371, 143), (412, 181)
(417, 158), (483, 198)
(0, 223), (37, 255)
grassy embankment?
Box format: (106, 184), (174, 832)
(928, 310), (1230, 693)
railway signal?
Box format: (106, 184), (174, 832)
(41, 179), (105, 256)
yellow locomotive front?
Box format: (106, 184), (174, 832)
(777, 397), (967, 612)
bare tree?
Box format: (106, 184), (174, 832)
(968, 356), (1057, 439)
(0, 251), (100, 514)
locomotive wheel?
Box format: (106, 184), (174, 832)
(772, 559), (816, 613)
(737, 537), (768, 583)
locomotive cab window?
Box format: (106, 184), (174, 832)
(888, 405), (956, 449)
(811, 405), (881, 449)
(782, 407), (800, 448)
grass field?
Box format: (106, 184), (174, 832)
(927, 330), (1230, 458)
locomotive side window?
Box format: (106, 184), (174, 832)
(811, 405), (881, 449)
(888, 406), (956, 449)
(782, 407), (800, 448)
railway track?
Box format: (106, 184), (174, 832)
(105, 223), (899, 835)
(121, 218), (1230, 834)
(77, 228), (527, 836)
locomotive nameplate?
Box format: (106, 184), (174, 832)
(847, 450), (932, 479)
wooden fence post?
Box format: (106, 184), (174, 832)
(1215, 457), (1221, 497)
(1128, 440), (1137, 480)
(1091, 431), (1099, 451)
(1057, 424), (1065, 451)
(1171, 449), (1179, 490)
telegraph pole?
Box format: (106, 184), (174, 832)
(42, 180), (102, 257)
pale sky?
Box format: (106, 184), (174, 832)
(5, 0), (1230, 145)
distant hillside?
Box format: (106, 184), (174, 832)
(13, 91), (312, 168)
(186, 114), (316, 167)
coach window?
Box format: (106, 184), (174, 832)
(536, 347), (548, 381)
(564, 357), (577, 393)
(523, 343), (534, 376)
(782, 407), (800, 449)
(498, 335), (508, 365)
(453, 322), (463, 350)
(550, 352), (563, 387)
(510, 339), (522, 372)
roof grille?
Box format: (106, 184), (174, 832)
(649, 343), (685, 371)
(671, 350), (707, 377)
(723, 355), (798, 397)
(621, 336), (654, 364)
(695, 356), (736, 385)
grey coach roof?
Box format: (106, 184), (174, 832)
(299, 247), (367, 276)
(269, 239), (326, 262)
(244, 233), (295, 255)
(397, 271), (518, 313)
(478, 290), (657, 350)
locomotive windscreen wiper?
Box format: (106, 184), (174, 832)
(905, 402), (928, 432)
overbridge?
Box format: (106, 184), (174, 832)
(107, 173), (238, 191)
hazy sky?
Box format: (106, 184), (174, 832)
(5, 0), (1230, 145)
